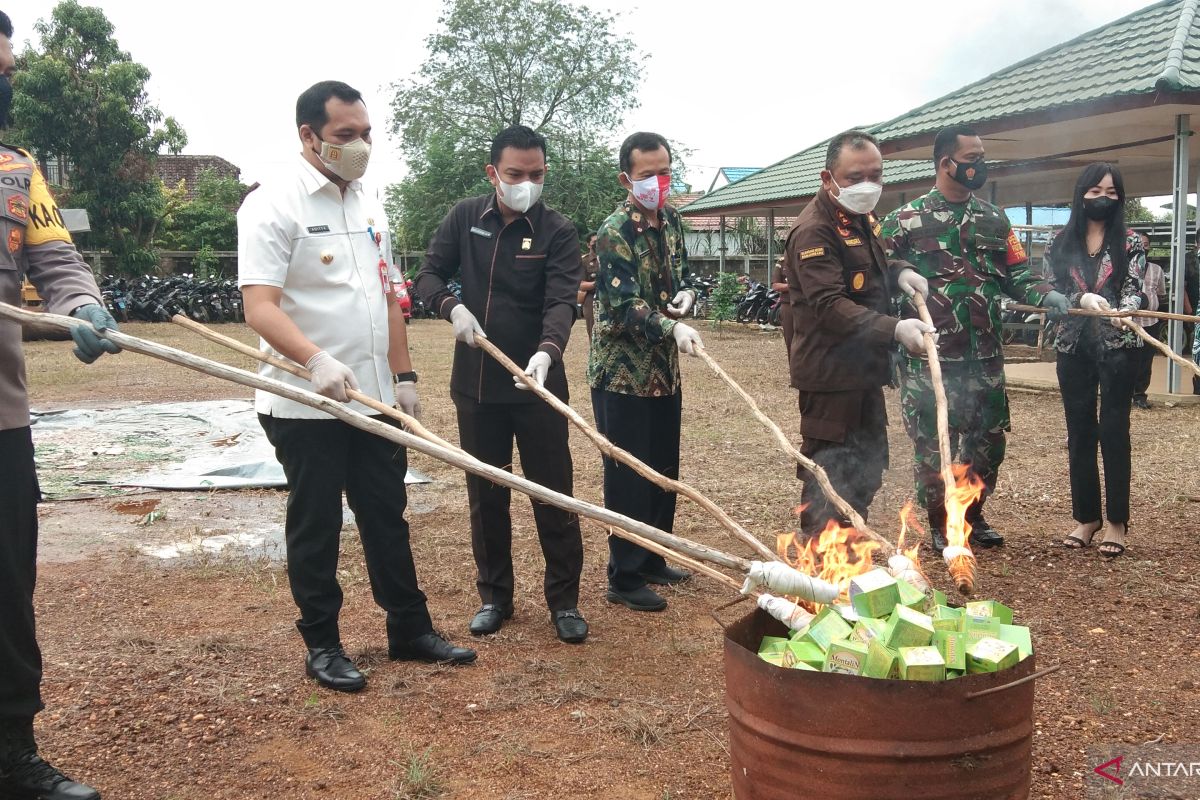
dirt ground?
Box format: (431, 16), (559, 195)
(20, 319), (1200, 799)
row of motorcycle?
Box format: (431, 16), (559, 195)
(99, 274), (243, 324)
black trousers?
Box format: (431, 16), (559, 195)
(1056, 347), (1135, 524)
(452, 393), (583, 611)
(259, 414), (432, 648)
(796, 389), (888, 537)
(592, 389), (681, 592)
(0, 427), (42, 720)
(1132, 321), (1163, 399)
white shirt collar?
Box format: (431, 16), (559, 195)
(296, 153), (362, 196)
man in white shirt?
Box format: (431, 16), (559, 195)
(239, 81), (474, 692)
(1132, 232), (1166, 408)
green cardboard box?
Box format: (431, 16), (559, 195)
(823, 638), (869, 676)
(791, 660), (819, 671)
(884, 605), (935, 649)
(964, 600), (1014, 625)
(966, 636), (1020, 674)
(899, 645), (946, 682)
(931, 588), (948, 608)
(758, 636), (790, 655)
(932, 605), (964, 632)
(850, 617), (888, 645)
(862, 640), (900, 680)
(799, 607), (854, 651)
(788, 624), (810, 641)
(960, 615), (1002, 646)
(933, 630), (967, 671)
(759, 651), (787, 667)
(850, 568), (900, 619)
(785, 640), (826, 669)
(946, 669), (964, 680)
(998, 624), (1033, 660)
(895, 577), (927, 612)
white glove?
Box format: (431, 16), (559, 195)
(672, 321), (704, 356)
(666, 289), (695, 318)
(450, 305), (486, 347)
(894, 318), (937, 355)
(514, 351), (552, 391)
(393, 381), (421, 417)
(1079, 293), (1111, 312)
(305, 351), (359, 402)
(896, 268), (929, 299)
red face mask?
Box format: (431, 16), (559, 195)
(628, 173), (671, 210)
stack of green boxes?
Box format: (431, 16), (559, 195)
(756, 567), (1032, 681)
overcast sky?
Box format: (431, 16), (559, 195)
(9, 0), (1169, 201)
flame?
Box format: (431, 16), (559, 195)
(944, 463), (986, 549)
(897, 501), (923, 564)
(776, 519), (880, 611)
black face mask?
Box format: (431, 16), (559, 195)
(1083, 196), (1118, 221)
(0, 75), (11, 130)
(948, 157), (987, 190)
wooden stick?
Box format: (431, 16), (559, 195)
(1009, 303), (1200, 325)
(475, 337), (779, 563)
(912, 293), (975, 596)
(583, 520), (746, 595)
(4, 303), (754, 577)
(1120, 317), (1200, 379)
(169, 314), (465, 456)
(694, 348), (896, 556)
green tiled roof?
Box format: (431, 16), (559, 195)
(680, 139), (931, 214)
(872, 0), (1199, 142)
(682, 0), (1198, 216)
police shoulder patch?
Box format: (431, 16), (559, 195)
(799, 247), (825, 260)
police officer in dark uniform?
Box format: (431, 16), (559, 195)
(0, 11), (117, 798)
(415, 125), (587, 644)
(783, 130), (932, 538)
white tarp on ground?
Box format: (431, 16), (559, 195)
(30, 399), (431, 490)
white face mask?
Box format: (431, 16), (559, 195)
(316, 137), (371, 182)
(627, 173), (671, 210)
(496, 178), (542, 214)
(829, 176), (883, 215)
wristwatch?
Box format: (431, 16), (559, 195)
(393, 371), (418, 384)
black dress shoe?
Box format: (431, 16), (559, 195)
(551, 609), (589, 643)
(969, 521), (1005, 548)
(389, 633), (477, 665)
(928, 528), (949, 552)
(606, 585), (668, 612)
(0, 752), (101, 800)
(468, 604), (512, 636)
(305, 646), (365, 693)
(639, 564), (692, 586)
(1133, 395), (1151, 409)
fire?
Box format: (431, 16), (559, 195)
(944, 463), (986, 549)
(777, 514), (880, 610)
(896, 500), (923, 564)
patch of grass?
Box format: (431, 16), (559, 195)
(611, 708), (665, 748)
(391, 748), (445, 800)
(1090, 690), (1118, 716)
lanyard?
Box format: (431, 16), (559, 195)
(366, 225), (393, 300)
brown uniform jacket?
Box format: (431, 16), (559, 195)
(415, 194), (581, 404)
(1, 145), (102, 431)
(784, 188), (908, 392)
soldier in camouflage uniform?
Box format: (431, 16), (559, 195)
(589, 131), (704, 613)
(881, 124), (1069, 550)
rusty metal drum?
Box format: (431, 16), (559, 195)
(725, 609), (1037, 800)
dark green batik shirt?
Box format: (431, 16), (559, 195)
(880, 187), (1053, 362)
(587, 200), (692, 397)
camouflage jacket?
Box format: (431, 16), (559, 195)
(881, 188), (1053, 362)
(587, 200), (692, 397)
(1043, 228), (1146, 354)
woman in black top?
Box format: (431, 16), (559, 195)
(1046, 163), (1147, 558)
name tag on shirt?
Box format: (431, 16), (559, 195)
(307, 225), (331, 234)
(470, 226), (493, 239)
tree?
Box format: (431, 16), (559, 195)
(9, 1), (186, 273)
(388, 0), (641, 249)
(1125, 198), (1156, 223)
(709, 272), (741, 337)
(156, 168), (246, 253)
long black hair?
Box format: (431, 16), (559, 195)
(1051, 162), (1128, 289)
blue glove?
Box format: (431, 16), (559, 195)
(69, 304), (121, 364)
(1042, 291), (1070, 322)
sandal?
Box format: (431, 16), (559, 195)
(1098, 522), (1127, 559)
(1063, 520), (1102, 549)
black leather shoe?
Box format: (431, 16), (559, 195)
(389, 633), (477, 665)
(929, 528), (949, 552)
(606, 585), (668, 612)
(969, 520), (1005, 548)
(639, 564), (692, 586)
(1133, 395), (1151, 409)
(551, 609), (589, 643)
(305, 646), (365, 693)
(0, 752), (101, 800)
(468, 604), (512, 636)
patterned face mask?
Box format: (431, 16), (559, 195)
(316, 136), (372, 181)
(949, 157), (987, 190)
(627, 173), (671, 210)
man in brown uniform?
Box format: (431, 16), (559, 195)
(0, 12), (116, 798)
(784, 130), (933, 538)
(578, 233), (599, 340)
(770, 256), (793, 366)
